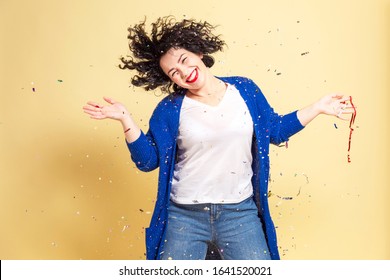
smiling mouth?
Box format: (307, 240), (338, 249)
(186, 68), (198, 83)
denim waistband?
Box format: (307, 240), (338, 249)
(169, 195), (254, 212)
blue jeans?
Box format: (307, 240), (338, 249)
(159, 197), (271, 260)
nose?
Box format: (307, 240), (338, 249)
(175, 65), (187, 79)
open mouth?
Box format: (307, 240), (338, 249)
(186, 68), (198, 83)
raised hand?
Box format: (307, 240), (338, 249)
(83, 97), (141, 143)
(83, 97), (130, 121)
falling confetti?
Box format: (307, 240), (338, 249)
(57, 79), (63, 82)
(302, 173), (309, 184)
(121, 225), (130, 232)
(334, 123), (338, 129)
(301, 52), (310, 56)
(346, 96), (357, 163)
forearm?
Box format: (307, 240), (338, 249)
(121, 114), (142, 143)
(296, 102), (321, 127)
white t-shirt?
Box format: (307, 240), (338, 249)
(171, 83), (254, 204)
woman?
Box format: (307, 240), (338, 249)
(83, 17), (353, 260)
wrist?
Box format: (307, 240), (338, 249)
(119, 112), (132, 125)
(297, 102), (321, 127)
(312, 101), (323, 116)
(120, 114), (134, 131)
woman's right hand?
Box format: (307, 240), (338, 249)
(83, 97), (141, 143)
(83, 96), (130, 122)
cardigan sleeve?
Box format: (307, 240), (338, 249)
(269, 109), (304, 144)
(126, 130), (159, 172)
(247, 78), (304, 144)
(125, 93), (182, 173)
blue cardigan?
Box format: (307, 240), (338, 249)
(127, 76), (304, 260)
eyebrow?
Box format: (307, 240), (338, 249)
(167, 53), (185, 75)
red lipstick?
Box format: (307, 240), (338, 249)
(186, 68), (198, 83)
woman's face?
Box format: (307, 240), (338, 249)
(159, 47), (208, 90)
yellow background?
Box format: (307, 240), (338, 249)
(1, 0), (389, 259)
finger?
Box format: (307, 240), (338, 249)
(341, 105), (356, 110)
(83, 104), (102, 113)
(330, 94), (345, 100)
(83, 107), (100, 114)
(83, 107), (101, 115)
(336, 108), (355, 119)
(337, 115), (350, 121)
(86, 101), (103, 109)
(83, 109), (93, 116)
(83, 109), (107, 120)
(89, 115), (107, 120)
(340, 108), (356, 114)
(103, 96), (116, 105)
(339, 97), (352, 104)
(337, 112), (354, 121)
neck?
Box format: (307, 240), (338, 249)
(187, 76), (225, 98)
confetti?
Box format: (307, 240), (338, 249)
(301, 52), (310, 56)
(334, 123), (338, 129)
(57, 79), (63, 82)
(302, 173), (309, 184)
(347, 96), (357, 163)
(277, 141), (288, 148)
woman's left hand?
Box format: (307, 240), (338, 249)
(316, 94), (355, 121)
(297, 94), (355, 126)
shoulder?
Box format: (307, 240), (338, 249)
(219, 76), (260, 92)
(219, 76), (262, 96)
(219, 76), (256, 85)
(154, 92), (184, 111)
(149, 91), (184, 123)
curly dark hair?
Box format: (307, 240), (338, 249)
(119, 16), (225, 94)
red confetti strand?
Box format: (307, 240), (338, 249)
(347, 96), (357, 163)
